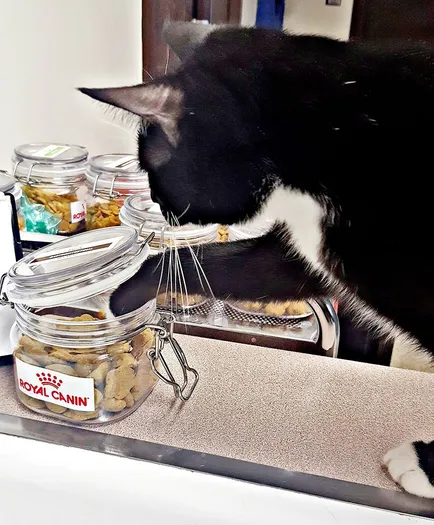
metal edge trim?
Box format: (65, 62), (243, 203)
(0, 413), (433, 518)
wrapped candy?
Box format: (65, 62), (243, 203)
(20, 193), (61, 234)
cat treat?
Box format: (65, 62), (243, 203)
(14, 324), (158, 423)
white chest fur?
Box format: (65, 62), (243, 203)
(250, 185), (326, 273)
(249, 186), (400, 340)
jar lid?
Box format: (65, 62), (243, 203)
(86, 154), (150, 199)
(0, 170), (15, 193)
(12, 143), (88, 185)
(121, 197), (166, 229)
(120, 194), (218, 246)
(6, 226), (149, 307)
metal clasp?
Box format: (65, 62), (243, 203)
(13, 159), (45, 186)
(0, 274), (13, 308)
(134, 230), (155, 257)
(146, 315), (199, 401)
(92, 172), (121, 201)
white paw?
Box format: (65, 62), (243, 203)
(383, 442), (434, 498)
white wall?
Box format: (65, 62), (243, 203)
(241, 0), (353, 40)
(284, 0), (354, 41)
(0, 0), (142, 169)
(241, 0), (258, 26)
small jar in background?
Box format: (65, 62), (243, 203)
(86, 154), (151, 230)
(12, 143), (88, 236)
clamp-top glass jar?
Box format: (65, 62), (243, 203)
(120, 194), (218, 310)
(1, 227), (198, 424)
(12, 143), (88, 236)
(86, 154), (151, 230)
(120, 194), (218, 253)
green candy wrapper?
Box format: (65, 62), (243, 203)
(21, 193), (61, 234)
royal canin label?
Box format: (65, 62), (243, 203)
(15, 358), (95, 411)
(70, 201), (87, 224)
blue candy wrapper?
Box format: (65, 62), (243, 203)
(21, 193), (61, 234)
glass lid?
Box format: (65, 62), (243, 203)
(87, 154), (150, 194)
(120, 195), (218, 241)
(89, 154), (141, 174)
(12, 143), (88, 183)
(6, 226), (149, 307)
(13, 143), (88, 164)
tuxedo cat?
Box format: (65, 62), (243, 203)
(80, 23), (434, 498)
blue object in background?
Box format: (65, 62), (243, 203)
(255, 0), (285, 30)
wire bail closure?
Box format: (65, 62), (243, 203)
(146, 313), (199, 401)
(0, 274), (13, 308)
(92, 172), (121, 200)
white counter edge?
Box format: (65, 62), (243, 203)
(0, 433), (429, 524)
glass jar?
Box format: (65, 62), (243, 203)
(1, 226), (198, 424)
(120, 194), (218, 252)
(86, 154), (151, 230)
(120, 194), (218, 309)
(12, 143), (88, 236)
(0, 170), (23, 229)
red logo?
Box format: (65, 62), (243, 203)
(36, 372), (63, 389)
(72, 210), (85, 221)
(19, 378), (89, 408)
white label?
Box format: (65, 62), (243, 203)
(16, 358), (95, 412)
(70, 200), (86, 223)
(33, 144), (70, 158)
(108, 155), (137, 170)
(29, 235), (124, 270)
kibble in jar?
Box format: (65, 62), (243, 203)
(12, 143), (88, 236)
(86, 154), (151, 230)
(13, 312), (160, 424)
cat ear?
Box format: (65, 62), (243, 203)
(78, 84), (183, 145)
(163, 21), (219, 59)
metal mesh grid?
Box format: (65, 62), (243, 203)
(158, 299), (318, 343)
(223, 302), (310, 328)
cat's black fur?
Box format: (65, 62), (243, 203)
(81, 26), (434, 497)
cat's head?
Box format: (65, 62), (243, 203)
(79, 24), (282, 226)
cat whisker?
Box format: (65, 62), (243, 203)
(142, 67), (154, 81)
(177, 203), (191, 221)
(171, 212), (211, 298)
(190, 247), (215, 299)
(171, 213), (204, 293)
(164, 45), (170, 76)
(170, 212), (188, 311)
(155, 246), (167, 300)
(165, 240), (174, 316)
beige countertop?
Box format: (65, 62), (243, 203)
(0, 334), (433, 492)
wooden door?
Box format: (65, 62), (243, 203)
(351, 0), (434, 42)
(142, 0), (242, 80)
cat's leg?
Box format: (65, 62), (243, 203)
(110, 226), (327, 316)
(383, 441), (434, 498)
